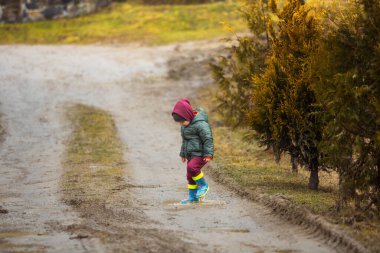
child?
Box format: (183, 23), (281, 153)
(172, 98), (214, 204)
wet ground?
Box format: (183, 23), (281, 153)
(0, 41), (337, 253)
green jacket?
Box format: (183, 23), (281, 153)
(180, 107), (214, 159)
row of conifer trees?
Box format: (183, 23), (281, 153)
(211, 0), (380, 213)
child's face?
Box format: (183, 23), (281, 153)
(178, 121), (190, 127)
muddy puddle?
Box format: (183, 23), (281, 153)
(164, 199), (227, 209)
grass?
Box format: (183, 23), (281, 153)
(213, 126), (339, 214)
(0, 1), (247, 45)
(62, 104), (126, 208)
(194, 85), (380, 252)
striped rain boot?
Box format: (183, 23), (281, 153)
(193, 172), (209, 199)
(180, 185), (199, 204)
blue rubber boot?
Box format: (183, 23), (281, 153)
(180, 189), (199, 204)
(195, 177), (209, 198)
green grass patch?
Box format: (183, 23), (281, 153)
(0, 1), (247, 45)
(62, 104), (126, 207)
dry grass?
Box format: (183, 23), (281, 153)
(62, 104), (126, 208)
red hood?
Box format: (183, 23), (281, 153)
(172, 98), (194, 122)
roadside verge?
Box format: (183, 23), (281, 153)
(206, 163), (369, 253)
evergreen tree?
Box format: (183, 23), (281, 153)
(249, 0), (322, 189)
(313, 0), (380, 211)
(249, 57), (295, 166)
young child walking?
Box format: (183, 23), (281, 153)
(172, 98), (214, 204)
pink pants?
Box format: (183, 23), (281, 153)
(186, 156), (207, 185)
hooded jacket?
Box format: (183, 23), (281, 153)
(172, 98), (214, 159)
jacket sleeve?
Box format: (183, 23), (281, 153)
(180, 127), (185, 157)
(197, 121), (214, 157)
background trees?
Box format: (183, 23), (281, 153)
(213, 0), (323, 190)
(212, 0), (380, 203)
(251, 0), (322, 189)
(313, 0), (380, 212)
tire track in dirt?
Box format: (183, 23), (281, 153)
(0, 42), (337, 253)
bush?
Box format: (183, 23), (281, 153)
(211, 0), (269, 127)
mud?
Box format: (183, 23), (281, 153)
(0, 40), (338, 252)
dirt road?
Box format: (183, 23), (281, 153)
(0, 42), (337, 253)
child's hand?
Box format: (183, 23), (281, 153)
(203, 156), (213, 162)
(181, 157), (187, 163)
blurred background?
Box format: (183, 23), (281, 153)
(0, 0), (246, 44)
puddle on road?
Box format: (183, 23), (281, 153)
(274, 250), (301, 253)
(163, 199), (226, 210)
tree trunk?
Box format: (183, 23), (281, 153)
(377, 156), (380, 189)
(336, 177), (343, 212)
(308, 159), (319, 190)
(260, 0), (270, 46)
(376, 156), (380, 209)
(291, 153), (298, 173)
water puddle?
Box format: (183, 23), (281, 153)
(274, 250), (301, 253)
(163, 199), (226, 210)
